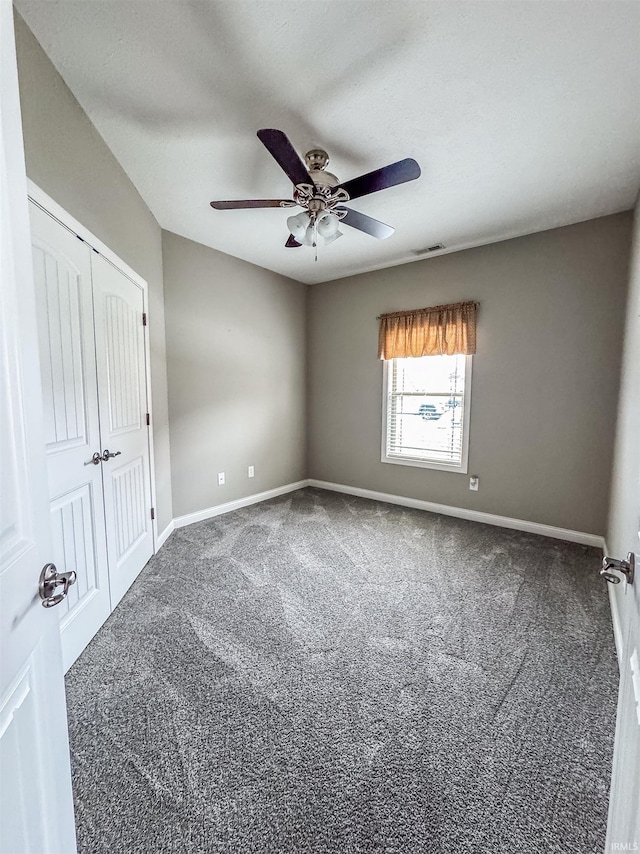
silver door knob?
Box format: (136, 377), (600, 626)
(601, 553), (635, 585)
(101, 449), (122, 461)
(84, 451), (102, 466)
(39, 563), (77, 608)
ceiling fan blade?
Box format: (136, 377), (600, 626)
(285, 234), (302, 247)
(210, 199), (294, 210)
(337, 158), (421, 201)
(257, 129), (314, 187)
(337, 208), (395, 240)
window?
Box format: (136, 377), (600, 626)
(382, 354), (472, 472)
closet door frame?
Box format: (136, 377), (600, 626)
(27, 179), (159, 557)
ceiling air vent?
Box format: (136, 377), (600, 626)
(412, 243), (445, 256)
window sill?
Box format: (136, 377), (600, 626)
(381, 454), (468, 474)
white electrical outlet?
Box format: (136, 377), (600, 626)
(469, 476), (479, 491)
(218, 472), (225, 486)
(248, 466), (255, 478)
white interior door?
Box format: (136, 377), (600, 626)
(605, 547), (640, 851)
(605, 304), (640, 846)
(29, 202), (111, 673)
(0, 2), (76, 849)
(92, 253), (153, 608)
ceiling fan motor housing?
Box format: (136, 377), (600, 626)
(294, 148), (348, 217)
(303, 148), (340, 190)
(309, 170), (339, 189)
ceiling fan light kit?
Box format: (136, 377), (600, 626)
(210, 129), (421, 256)
(287, 211), (310, 240)
(287, 209), (341, 248)
(316, 212), (340, 238)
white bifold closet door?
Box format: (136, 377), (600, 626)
(92, 253), (153, 609)
(30, 201), (153, 671)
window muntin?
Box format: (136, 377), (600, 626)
(382, 354), (471, 472)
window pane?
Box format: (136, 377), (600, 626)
(386, 355), (468, 467)
(393, 354), (466, 395)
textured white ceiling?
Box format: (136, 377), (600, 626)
(16, 0), (640, 285)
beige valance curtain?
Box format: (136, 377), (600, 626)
(378, 301), (478, 359)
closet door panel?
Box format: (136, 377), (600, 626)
(92, 254), (153, 608)
(104, 293), (142, 435)
(29, 202), (111, 672)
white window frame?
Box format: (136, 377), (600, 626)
(381, 355), (473, 473)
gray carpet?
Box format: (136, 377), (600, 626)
(65, 487), (618, 854)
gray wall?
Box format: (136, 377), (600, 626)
(608, 195), (640, 630)
(12, 7), (634, 540)
(14, 12), (173, 532)
(162, 231), (306, 518)
(308, 214), (632, 535)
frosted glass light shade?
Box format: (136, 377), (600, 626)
(324, 229), (343, 245)
(287, 212), (310, 240)
(317, 212), (340, 238)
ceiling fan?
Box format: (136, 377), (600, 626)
(210, 129), (421, 251)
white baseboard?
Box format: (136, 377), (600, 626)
(163, 475), (606, 551)
(172, 480), (309, 529)
(307, 479), (606, 549)
(156, 520), (175, 551)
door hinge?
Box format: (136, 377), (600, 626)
(142, 312), (147, 326)
(146, 413), (150, 426)
(150, 507), (155, 520)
